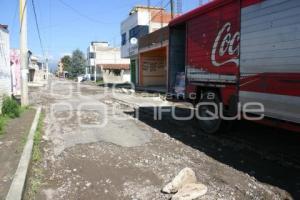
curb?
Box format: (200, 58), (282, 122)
(6, 106), (42, 200)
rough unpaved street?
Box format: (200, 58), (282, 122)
(25, 78), (300, 200)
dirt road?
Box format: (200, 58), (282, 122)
(25, 79), (300, 200)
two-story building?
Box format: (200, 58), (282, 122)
(87, 41), (130, 84)
(28, 55), (47, 85)
(120, 6), (172, 85)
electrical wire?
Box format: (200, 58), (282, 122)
(10, 1), (19, 35)
(57, 0), (119, 25)
(31, 0), (46, 58)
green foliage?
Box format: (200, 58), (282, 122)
(1, 96), (20, 118)
(32, 112), (44, 162)
(70, 49), (86, 78)
(0, 116), (8, 135)
(25, 112), (45, 199)
(61, 55), (72, 72)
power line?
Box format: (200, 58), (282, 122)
(31, 0), (45, 57)
(10, 1), (18, 35)
(57, 0), (119, 25)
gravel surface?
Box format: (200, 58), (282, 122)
(24, 79), (299, 200)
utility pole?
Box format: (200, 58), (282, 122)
(170, 0), (174, 19)
(20, 0), (29, 106)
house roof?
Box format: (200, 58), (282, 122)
(97, 64), (130, 70)
(169, 0), (232, 27)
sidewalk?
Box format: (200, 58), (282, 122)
(113, 91), (194, 111)
(0, 109), (36, 199)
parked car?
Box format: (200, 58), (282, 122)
(77, 74), (87, 83)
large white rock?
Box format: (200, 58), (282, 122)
(162, 168), (197, 194)
(172, 183), (208, 200)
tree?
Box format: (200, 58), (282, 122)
(61, 55), (71, 72)
(70, 49), (86, 78)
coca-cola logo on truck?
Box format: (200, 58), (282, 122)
(211, 22), (240, 67)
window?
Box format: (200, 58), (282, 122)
(122, 33), (126, 46)
(89, 52), (95, 59)
(129, 25), (149, 40)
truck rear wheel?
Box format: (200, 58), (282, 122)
(196, 91), (231, 134)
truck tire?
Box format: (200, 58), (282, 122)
(196, 91), (231, 134)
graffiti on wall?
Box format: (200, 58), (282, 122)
(10, 49), (21, 96)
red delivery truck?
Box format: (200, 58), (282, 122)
(168, 0), (300, 133)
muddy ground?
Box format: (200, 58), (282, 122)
(24, 79), (300, 200)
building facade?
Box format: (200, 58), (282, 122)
(87, 41), (130, 83)
(120, 6), (172, 85)
(28, 56), (47, 84)
(0, 24), (11, 112)
(138, 27), (169, 89)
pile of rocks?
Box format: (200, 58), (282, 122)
(162, 168), (208, 200)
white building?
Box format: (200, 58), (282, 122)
(28, 56), (47, 84)
(87, 41), (130, 84)
(120, 6), (172, 84)
(0, 24), (11, 112)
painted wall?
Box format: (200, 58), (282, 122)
(0, 26), (11, 112)
(140, 47), (167, 86)
(10, 49), (21, 96)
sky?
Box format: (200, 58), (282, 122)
(0, 0), (202, 70)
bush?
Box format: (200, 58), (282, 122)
(1, 96), (21, 118)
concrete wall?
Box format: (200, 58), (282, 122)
(121, 10), (149, 58)
(0, 26), (11, 112)
(120, 7), (171, 58)
(88, 42), (130, 67)
(102, 69), (130, 84)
